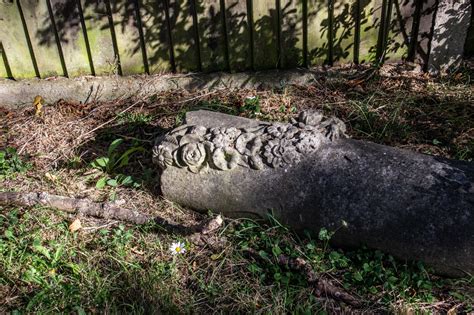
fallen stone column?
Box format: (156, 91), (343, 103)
(153, 110), (474, 277)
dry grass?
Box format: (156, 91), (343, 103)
(1, 63), (473, 313)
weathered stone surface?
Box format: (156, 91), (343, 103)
(0, 69), (318, 109)
(428, 0), (472, 73)
(154, 110), (474, 277)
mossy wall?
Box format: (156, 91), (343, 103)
(0, 0), (472, 79)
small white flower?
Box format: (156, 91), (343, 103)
(169, 241), (186, 255)
(245, 95), (257, 100)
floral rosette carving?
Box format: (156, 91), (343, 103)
(174, 134), (210, 173)
(263, 138), (300, 168)
(152, 111), (348, 173)
(152, 135), (178, 169)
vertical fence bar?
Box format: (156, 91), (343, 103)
(50, 0), (92, 77)
(407, 0), (422, 62)
(252, 0), (279, 69)
(164, 0), (176, 72)
(220, 0), (231, 71)
(139, 0), (171, 73)
(16, 0), (40, 78)
(353, 0), (361, 64)
(307, 0), (329, 66)
(190, 0), (202, 72)
(246, 0), (255, 70)
(1, 0), (36, 78)
(327, 0), (334, 65)
(276, 0), (282, 69)
(302, 0), (308, 67)
(381, 0), (393, 61)
(104, 0), (122, 75)
(76, 0), (95, 75)
(385, 0), (415, 62)
(110, 0), (146, 75)
(0, 42), (14, 79)
(423, 0), (439, 71)
(197, 0), (227, 72)
(134, 0), (149, 74)
(280, 0), (304, 68)
(168, 0), (199, 72)
(46, 0), (68, 77)
(376, 0), (388, 62)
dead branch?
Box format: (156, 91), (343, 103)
(0, 191), (152, 224)
(244, 248), (361, 308)
(0, 191), (222, 236)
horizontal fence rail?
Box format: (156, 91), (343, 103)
(0, 0), (472, 79)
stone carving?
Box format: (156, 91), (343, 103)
(153, 111), (347, 173)
(155, 110), (474, 277)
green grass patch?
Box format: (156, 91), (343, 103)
(1, 209), (472, 313)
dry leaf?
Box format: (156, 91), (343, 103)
(44, 172), (57, 182)
(33, 95), (44, 117)
(69, 218), (82, 232)
(131, 247), (144, 255)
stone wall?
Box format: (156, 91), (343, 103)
(0, 0), (472, 79)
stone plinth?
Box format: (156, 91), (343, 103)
(153, 110), (474, 277)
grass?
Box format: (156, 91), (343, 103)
(1, 64), (473, 313)
(1, 206), (472, 313)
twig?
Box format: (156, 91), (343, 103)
(80, 99), (142, 139)
(176, 90), (219, 104)
(244, 248), (361, 307)
(82, 220), (120, 232)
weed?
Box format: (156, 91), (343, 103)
(117, 112), (153, 125)
(240, 96), (261, 117)
(0, 147), (30, 179)
(90, 139), (144, 189)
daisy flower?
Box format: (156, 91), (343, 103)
(169, 241), (186, 255)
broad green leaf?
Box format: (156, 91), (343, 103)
(4, 229), (14, 239)
(353, 272), (363, 282)
(92, 157), (109, 169)
(107, 179), (118, 187)
(272, 244), (282, 257)
(108, 138), (124, 157)
(52, 245), (64, 265)
(115, 147), (145, 169)
(96, 176), (108, 189)
(118, 175), (133, 186)
(32, 239), (51, 260)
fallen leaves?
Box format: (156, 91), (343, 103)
(33, 95), (44, 118)
(68, 218), (82, 232)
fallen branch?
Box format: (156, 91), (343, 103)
(0, 191), (153, 224)
(244, 248), (361, 308)
(278, 255), (361, 307)
(0, 191), (222, 236)
(0, 191), (225, 240)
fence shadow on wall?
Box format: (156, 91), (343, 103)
(0, 0), (463, 79)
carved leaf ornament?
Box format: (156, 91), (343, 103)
(152, 111), (347, 173)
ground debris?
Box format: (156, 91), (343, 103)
(244, 247), (362, 308)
